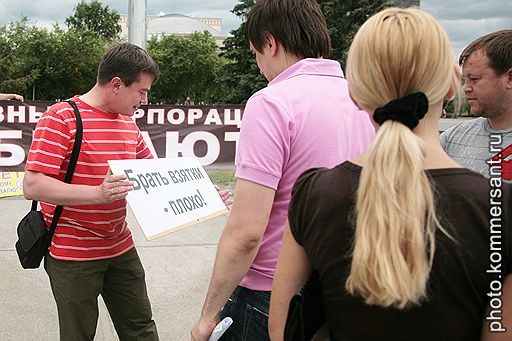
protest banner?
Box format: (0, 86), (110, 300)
(108, 157), (228, 240)
(0, 100), (244, 172)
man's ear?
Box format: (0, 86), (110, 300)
(264, 32), (278, 56)
(111, 77), (123, 94)
(505, 67), (512, 89)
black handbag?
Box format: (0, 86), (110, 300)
(15, 100), (83, 269)
(284, 270), (325, 341)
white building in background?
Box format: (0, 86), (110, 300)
(119, 13), (228, 47)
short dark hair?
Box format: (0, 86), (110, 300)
(245, 0), (331, 58)
(97, 43), (160, 86)
(459, 29), (512, 75)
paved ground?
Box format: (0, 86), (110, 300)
(0, 196), (227, 341)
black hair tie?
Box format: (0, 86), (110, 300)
(373, 92), (429, 130)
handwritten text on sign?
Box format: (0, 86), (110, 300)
(108, 157), (228, 240)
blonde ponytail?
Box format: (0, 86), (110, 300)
(345, 121), (440, 308)
(344, 7), (458, 309)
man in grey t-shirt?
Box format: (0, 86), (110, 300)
(440, 119), (511, 179)
(440, 30), (512, 181)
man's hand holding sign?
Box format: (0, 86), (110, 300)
(108, 157), (229, 240)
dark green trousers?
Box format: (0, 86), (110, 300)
(44, 248), (159, 341)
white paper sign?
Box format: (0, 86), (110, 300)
(108, 157), (228, 240)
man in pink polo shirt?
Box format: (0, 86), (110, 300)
(191, 0), (375, 340)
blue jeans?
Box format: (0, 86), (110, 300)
(219, 286), (271, 341)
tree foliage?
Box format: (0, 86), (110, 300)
(0, 0), (122, 100)
(0, 18), (106, 100)
(65, 0), (121, 41)
(219, 0), (267, 104)
(0, 0), (396, 104)
(0, 19), (39, 94)
(219, 0), (391, 103)
(0, 15), (229, 103)
(318, 0), (390, 65)
(147, 31), (229, 104)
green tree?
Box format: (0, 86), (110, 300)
(0, 18), (41, 95)
(0, 17), (106, 100)
(37, 28), (106, 100)
(219, 0), (391, 103)
(319, 0), (390, 64)
(65, 0), (121, 41)
(148, 31), (228, 104)
(219, 0), (267, 104)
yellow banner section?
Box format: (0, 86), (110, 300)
(0, 172), (24, 198)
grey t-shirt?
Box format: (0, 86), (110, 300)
(440, 117), (512, 179)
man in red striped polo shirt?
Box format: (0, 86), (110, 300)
(23, 43), (160, 341)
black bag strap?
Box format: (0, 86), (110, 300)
(30, 100), (83, 244)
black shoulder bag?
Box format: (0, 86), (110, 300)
(284, 270), (325, 341)
(15, 100), (83, 269)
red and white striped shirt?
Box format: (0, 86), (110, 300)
(26, 96), (153, 261)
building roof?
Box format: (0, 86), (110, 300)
(147, 13), (226, 38)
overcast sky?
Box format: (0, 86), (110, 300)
(0, 0), (510, 58)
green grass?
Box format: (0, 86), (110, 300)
(206, 169), (236, 190)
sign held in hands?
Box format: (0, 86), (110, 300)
(108, 157), (228, 240)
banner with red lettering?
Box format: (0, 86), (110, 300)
(0, 100), (244, 172)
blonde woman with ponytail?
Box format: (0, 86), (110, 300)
(269, 7), (512, 341)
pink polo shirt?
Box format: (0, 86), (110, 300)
(236, 58), (375, 291)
